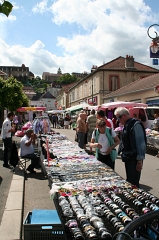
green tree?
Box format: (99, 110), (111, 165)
(57, 68), (62, 74)
(28, 76), (49, 94)
(0, 1), (13, 17)
(57, 73), (78, 84)
(0, 76), (29, 111)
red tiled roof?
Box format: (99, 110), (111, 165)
(58, 82), (77, 94)
(0, 70), (7, 75)
(99, 56), (159, 72)
(103, 73), (159, 99)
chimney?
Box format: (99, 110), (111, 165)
(91, 65), (98, 72)
(125, 55), (134, 68)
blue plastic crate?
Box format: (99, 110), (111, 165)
(23, 210), (66, 240)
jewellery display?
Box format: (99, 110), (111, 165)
(37, 133), (159, 240)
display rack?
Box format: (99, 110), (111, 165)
(38, 133), (159, 240)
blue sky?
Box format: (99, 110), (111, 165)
(0, 0), (159, 77)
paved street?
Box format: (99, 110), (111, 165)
(0, 155), (13, 225)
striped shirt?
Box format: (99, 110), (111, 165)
(87, 114), (96, 130)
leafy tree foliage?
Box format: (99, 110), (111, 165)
(0, 76), (29, 111)
(0, 1), (13, 17)
(57, 73), (78, 84)
(57, 68), (62, 74)
(29, 76), (49, 94)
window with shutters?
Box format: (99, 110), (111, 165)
(109, 75), (119, 91)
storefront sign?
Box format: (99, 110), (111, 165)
(30, 100), (44, 107)
(150, 48), (159, 58)
(88, 96), (97, 105)
(153, 59), (158, 65)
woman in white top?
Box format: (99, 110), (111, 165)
(90, 119), (120, 170)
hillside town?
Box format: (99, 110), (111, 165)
(1, 1), (159, 240)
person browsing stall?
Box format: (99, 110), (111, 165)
(114, 107), (146, 188)
(20, 129), (39, 173)
(90, 119), (120, 170)
(76, 112), (87, 149)
(152, 113), (159, 131)
(86, 109), (97, 153)
(64, 113), (70, 129)
(1, 112), (15, 168)
(96, 110), (113, 129)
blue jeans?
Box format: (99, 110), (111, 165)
(77, 132), (85, 149)
(3, 137), (12, 166)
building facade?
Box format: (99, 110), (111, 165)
(102, 73), (159, 105)
(0, 70), (7, 79)
(42, 72), (62, 83)
(57, 55), (159, 108)
(0, 64), (34, 82)
(39, 91), (56, 111)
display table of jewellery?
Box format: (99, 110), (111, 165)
(146, 135), (159, 151)
(38, 132), (159, 240)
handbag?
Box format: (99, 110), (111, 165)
(110, 148), (118, 162)
(106, 128), (118, 162)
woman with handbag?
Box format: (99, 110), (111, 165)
(90, 119), (120, 170)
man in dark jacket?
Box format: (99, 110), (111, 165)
(114, 107), (146, 187)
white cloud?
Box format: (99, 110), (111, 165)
(0, 0), (158, 77)
(0, 14), (16, 40)
(12, 2), (21, 10)
(51, 0), (153, 28)
(32, 0), (49, 14)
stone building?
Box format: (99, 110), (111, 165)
(102, 73), (159, 105)
(0, 64), (34, 82)
(57, 55), (159, 108)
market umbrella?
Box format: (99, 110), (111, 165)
(16, 107), (46, 112)
(101, 101), (148, 110)
(65, 103), (90, 112)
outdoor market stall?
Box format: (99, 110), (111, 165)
(17, 107), (47, 112)
(35, 132), (159, 240)
(65, 103), (90, 113)
(47, 110), (65, 114)
(145, 129), (159, 152)
(15, 106), (50, 136)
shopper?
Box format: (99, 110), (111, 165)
(33, 112), (36, 120)
(86, 109), (97, 153)
(52, 114), (58, 128)
(20, 129), (39, 173)
(96, 110), (113, 128)
(64, 113), (70, 129)
(114, 107), (146, 187)
(76, 112), (87, 149)
(1, 112), (15, 167)
(90, 119), (120, 170)
(152, 113), (159, 131)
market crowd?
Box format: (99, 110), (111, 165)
(75, 108), (146, 188)
(1, 107), (147, 187)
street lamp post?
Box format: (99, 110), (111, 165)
(147, 24), (159, 95)
(91, 77), (94, 105)
(69, 94), (71, 107)
(147, 24), (159, 53)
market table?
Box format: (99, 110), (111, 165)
(147, 135), (159, 150)
(37, 132), (159, 240)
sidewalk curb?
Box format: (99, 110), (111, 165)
(0, 168), (25, 240)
